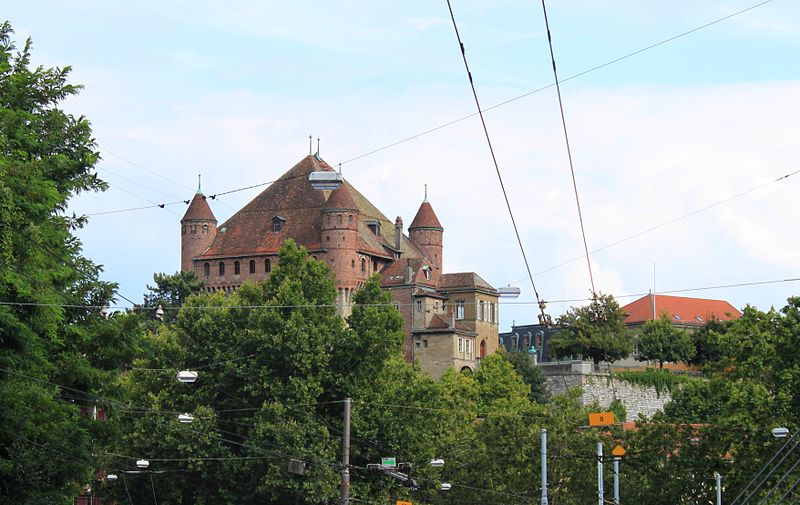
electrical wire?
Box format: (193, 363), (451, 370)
(335, 0), (775, 168)
(99, 146), (194, 191)
(444, 0), (545, 313)
(2, 275), (798, 312)
(506, 167), (800, 285)
(539, 0), (595, 296)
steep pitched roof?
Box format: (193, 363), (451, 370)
(622, 294), (742, 326)
(408, 201), (443, 230)
(197, 155), (426, 260)
(181, 193), (217, 223)
(439, 272), (495, 291)
(324, 185), (357, 211)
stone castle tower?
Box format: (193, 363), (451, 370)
(180, 189), (217, 272)
(320, 185), (362, 317)
(408, 196), (444, 285)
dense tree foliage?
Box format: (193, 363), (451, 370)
(0, 21), (139, 503)
(550, 293), (632, 365)
(636, 315), (694, 368)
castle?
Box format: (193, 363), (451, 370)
(180, 154), (499, 377)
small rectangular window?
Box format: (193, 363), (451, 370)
(416, 300), (423, 312)
(478, 300), (484, 321)
(423, 340), (428, 348)
(456, 300), (465, 320)
(458, 337), (463, 353)
(465, 339), (471, 354)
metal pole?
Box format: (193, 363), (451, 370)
(613, 457), (620, 505)
(340, 398), (351, 505)
(715, 472), (722, 505)
(598, 443), (604, 505)
(541, 428), (549, 505)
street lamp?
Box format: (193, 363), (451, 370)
(178, 413), (194, 423)
(430, 458), (445, 468)
(439, 483), (452, 491)
(106, 474), (118, 482)
(498, 285), (521, 298)
(136, 459), (150, 469)
(772, 427), (790, 439)
(176, 370), (198, 383)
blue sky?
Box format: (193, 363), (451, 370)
(6, 1), (800, 329)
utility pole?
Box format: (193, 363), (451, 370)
(715, 472), (722, 505)
(540, 428), (548, 505)
(613, 456), (620, 505)
(340, 398), (351, 505)
(597, 443), (604, 505)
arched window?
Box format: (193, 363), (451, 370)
(191, 224), (197, 234)
(202, 224), (209, 235)
(480, 340), (486, 358)
(249, 260), (255, 274)
(234, 261), (240, 275)
(203, 262), (210, 276)
(264, 258), (271, 273)
(348, 214), (353, 224)
(351, 259), (355, 268)
(361, 258), (366, 272)
(218, 262), (225, 276)
(337, 214), (342, 225)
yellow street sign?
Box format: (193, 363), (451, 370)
(396, 501), (413, 505)
(612, 444), (626, 457)
(588, 412), (615, 427)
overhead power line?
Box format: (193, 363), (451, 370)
(336, 0), (775, 168)
(444, 0), (546, 316)
(1, 275), (798, 312)
(505, 167), (800, 286)
(539, 0), (596, 296)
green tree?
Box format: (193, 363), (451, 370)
(143, 270), (204, 310)
(0, 21), (139, 503)
(549, 293), (632, 366)
(636, 315), (694, 368)
(500, 348), (550, 403)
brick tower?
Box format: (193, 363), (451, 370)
(180, 186), (217, 272)
(408, 192), (443, 285)
(321, 184), (361, 317)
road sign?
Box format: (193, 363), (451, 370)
(588, 412), (615, 427)
(382, 457), (397, 468)
(396, 501), (412, 505)
(611, 445), (626, 457)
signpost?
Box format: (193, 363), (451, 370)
(588, 412), (615, 427)
(396, 501), (412, 505)
(611, 445), (625, 505)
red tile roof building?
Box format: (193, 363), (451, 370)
(179, 155), (499, 377)
(622, 293), (742, 329)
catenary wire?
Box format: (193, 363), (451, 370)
(506, 167), (800, 286)
(444, 0), (544, 311)
(74, 2), (775, 221)
(99, 146), (194, 191)
(1, 275), (798, 312)
(539, 0), (596, 296)
(335, 0), (775, 168)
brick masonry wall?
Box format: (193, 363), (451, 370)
(542, 367), (672, 420)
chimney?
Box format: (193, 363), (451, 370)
(394, 216), (403, 252)
(449, 311), (455, 328)
(406, 258), (413, 284)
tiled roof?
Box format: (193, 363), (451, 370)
(408, 201), (443, 230)
(198, 155), (427, 260)
(324, 185), (357, 211)
(439, 272), (495, 291)
(622, 294), (742, 325)
(181, 193), (217, 222)
(427, 313), (451, 329)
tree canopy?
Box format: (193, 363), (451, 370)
(549, 293), (632, 365)
(636, 315), (694, 368)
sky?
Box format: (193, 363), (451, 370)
(6, 0), (800, 330)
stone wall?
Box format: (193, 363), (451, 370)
(540, 362), (672, 420)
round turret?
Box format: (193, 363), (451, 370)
(408, 195), (443, 282)
(180, 189), (217, 272)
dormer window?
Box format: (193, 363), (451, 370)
(272, 216), (286, 232)
(366, 220), (381, 235)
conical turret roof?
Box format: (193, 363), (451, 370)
(181, 193), (216, 223)
(324, 185), (357, 211)
(409, 200), (442, 230)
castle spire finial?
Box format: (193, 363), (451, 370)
(197, 174), (202, 194)
(424, 183), (428, 202)
(309, 135), (312, 155)
(316, 137), (320, 157)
